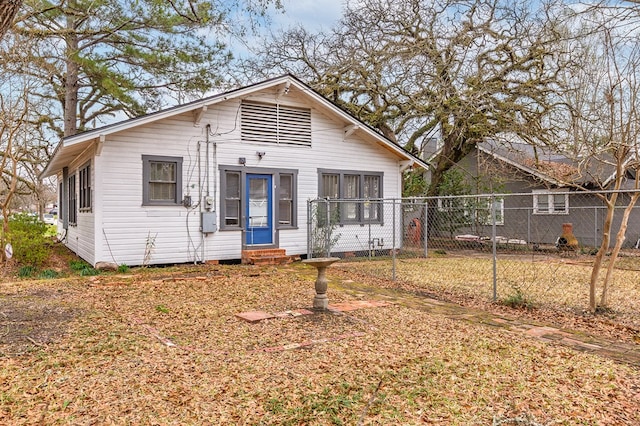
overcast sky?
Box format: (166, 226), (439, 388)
(229, 0), (344, 59)
(271, 0), (344, 30)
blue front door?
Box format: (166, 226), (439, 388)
(245, 174), (273, 245)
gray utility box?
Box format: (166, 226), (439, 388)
(201, 212), (218, 233)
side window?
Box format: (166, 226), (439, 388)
(68, 174), (77, 226)
(278, 173), (294, 227)
(343, 174), (360, 222)
(478, 197), (504, 226)
(224, 170), (241, 227)
(79, 162), (91, 212)
(363, 175), (381, 221)
(533, 190), (569, 215)
(142, 155), (183, 206)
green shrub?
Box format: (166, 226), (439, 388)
(6, 213), (50, 267)
(117, 264), (130, 273)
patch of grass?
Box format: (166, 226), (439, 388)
(39, 269), (59, 279)
(69, 259), (99, 276)
(79, 267), (99, 276)
(69, 259), (89, 271)
(501, 286), (534, 309)
(18, 265), (35, 278)
(267, 383), (363, 424)
(117, 264), (130, 273)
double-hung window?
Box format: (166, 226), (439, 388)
(318, 169), (383, 225)
(68, 174), (77, 226)
(142, 155), (183, 206)
(223, 170), (241, 227)
(278, 173), (295, 227)
(343, 174), (360, 222)
(533, 189), (569, 214)
(79, 162), (91, 211)
(363, 175), (381, 221)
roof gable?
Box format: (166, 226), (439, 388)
(42, 74), (428, 177)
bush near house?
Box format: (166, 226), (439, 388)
(4, 213), (51, 267)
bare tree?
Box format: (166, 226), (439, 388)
(0, 80), (31, 261)
(551, 5), (640, 312)
(241, 0), (568, 195)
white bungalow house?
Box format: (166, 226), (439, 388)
(41, 74), (428, 266)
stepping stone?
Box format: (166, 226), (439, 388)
(235, 311), (275, 323)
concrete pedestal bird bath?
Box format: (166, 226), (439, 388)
(302, 257), (340, 310)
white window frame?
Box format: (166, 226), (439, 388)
(437, 196), (504, 226)
(533, 189), (569, 215)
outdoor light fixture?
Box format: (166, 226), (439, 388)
(238, 157), (246, 165)
(256, 151), (265, 159)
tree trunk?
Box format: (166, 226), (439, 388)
(1, 126), (19, 262)
(64, 13), (79, 137)
(0, 0), (22, 40)
(600, 193), (640, 307)
(588, 195), (616, 312)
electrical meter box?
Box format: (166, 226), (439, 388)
(201, 212), (217, 233)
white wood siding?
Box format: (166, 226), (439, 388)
(61, 150), (96, 265)
(87, 89), (404, 266)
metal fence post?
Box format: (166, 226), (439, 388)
(594, 207), (598, 248)
(307, 200), (312, 259)
(424, 201), (429, 258)
(491, 195), (497, 302)
(325, 199), (331, 257)
(392, 199), (397, 281)
(527, 208), (531, 247)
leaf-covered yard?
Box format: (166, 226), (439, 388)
(1, 262), (639, 425)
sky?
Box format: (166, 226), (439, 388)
(270, 0), (344, 31)
(228, 0), (345, 59)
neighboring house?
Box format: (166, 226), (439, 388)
(428, 139), (640, 248)
(41, 75), (428, 267)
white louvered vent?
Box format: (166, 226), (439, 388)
(241, 101), (312, 147)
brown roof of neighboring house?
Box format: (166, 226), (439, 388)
(478, 139), (626, 188)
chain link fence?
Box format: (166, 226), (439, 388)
(307, 191), (640, 327)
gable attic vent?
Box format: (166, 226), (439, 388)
(241, 101), (312, 147)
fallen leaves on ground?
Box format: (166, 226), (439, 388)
(0, 263), (638, 425)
